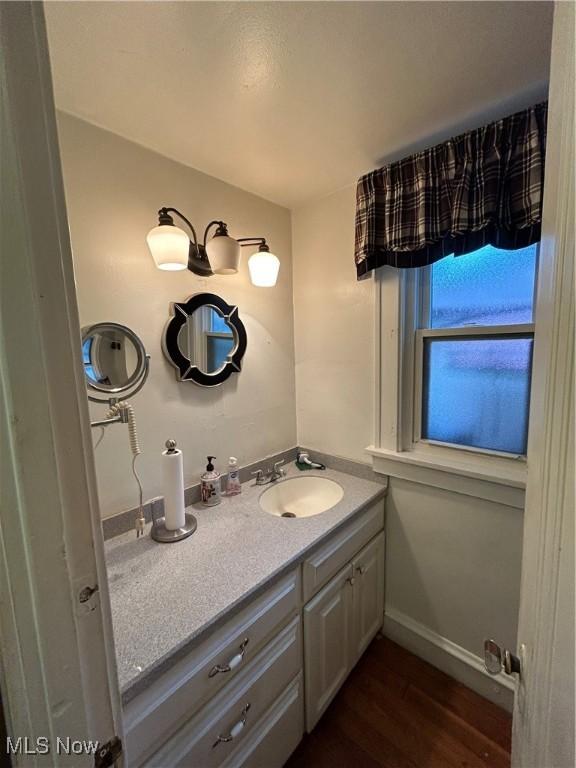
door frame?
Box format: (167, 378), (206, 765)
(512, 2), (575, 766)
(0, 1), (122, 761)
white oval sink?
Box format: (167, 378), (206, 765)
(259, 476), (344, 518)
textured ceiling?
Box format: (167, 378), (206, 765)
(45, 1), (553, 209)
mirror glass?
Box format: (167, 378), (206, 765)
(177, 306), (237, 375)
(82, 323), (147, 395)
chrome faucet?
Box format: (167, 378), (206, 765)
(251, 459), (286, 486)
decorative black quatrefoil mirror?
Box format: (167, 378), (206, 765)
(163, 293), (247, 387)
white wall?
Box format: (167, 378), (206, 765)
(57, 113), (296, 519)
(292, 185), (374, 464)
(386, 479), (522, 655)
(292, 185), (523, 679)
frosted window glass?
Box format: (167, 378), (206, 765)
(431, 245), (537, 328)
(422, 337), (533, 454)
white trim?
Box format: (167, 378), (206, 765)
(373, 270), (382, 449)
(399, 268), (417, 451)
(417, 323), (536, 339)
(367, 445), (526, 508)
(375, 267), (404, 452)
(417, 439), (526, 462)
(512, 4), (575, 766)
(367, 445), (526, 487)
(383, 608), (515, 711)
(0, 1), (121, 755)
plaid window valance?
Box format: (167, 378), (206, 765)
(354, 102), (548, 279)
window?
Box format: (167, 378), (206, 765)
(413, 244), (537, 457)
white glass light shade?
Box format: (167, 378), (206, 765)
(205, 235), (241, 274)
(146, 224), (189, 271)
(248, 250), (280, 287)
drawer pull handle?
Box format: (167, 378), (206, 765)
(347, 577), (355, 586)
(208, 638), (249, 678)
(212, 702), (251, 748)
(356, 566), (367, 575)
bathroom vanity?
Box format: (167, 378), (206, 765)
(105, 466), (386, 767)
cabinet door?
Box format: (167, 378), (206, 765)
(351, 532), (385, 664)
(303, 563), (353, 731)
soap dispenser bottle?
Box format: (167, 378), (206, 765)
(201, 456), (221, 506)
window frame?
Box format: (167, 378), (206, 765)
(402, 255), (538, 462)
(413, 324), (535, 457)
(368, 249), (539, 504)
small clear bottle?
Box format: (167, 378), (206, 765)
(226, 457), (242, 496)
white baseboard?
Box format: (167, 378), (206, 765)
(383, 608), (515, 712)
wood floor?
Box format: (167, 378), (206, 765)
(286, 636), (512, 768)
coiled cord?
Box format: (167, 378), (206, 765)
(105, 401), (141, 456)
(125, 403), (141, 456)
(105, 401), (145, 537)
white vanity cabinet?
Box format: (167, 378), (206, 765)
(303, 563), (354, 729)
(304, 530), (385, 730)
(143, 617), (303, 768)
(301, 499), (384, 601)
(351, 532), (386, 664)
(124, 569), (302, 768)
(122, 495), (386, 767)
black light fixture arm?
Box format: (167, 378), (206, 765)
(236, 237), (269, 251)
(157, 206), (216, 277)
(158, 207), (200, 249)
(202, 220), (228, 247)
(158, 209), (229, 251)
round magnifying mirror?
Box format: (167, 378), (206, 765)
(176, 305), (238, 375)
(81, 322), (149, 401)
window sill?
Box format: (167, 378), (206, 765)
(365, 446), (526, 509)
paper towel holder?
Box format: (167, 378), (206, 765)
(150, 497), (197, 543)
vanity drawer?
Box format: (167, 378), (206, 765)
(125, 568), (300, 767)
(222, 674), (303, 768)
(302, 499), (384, 601)
(142, 616), (302, 768)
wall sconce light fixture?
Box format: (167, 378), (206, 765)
(146, 207), (280, 286)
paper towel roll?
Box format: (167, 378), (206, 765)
(162, 447), (186, 530)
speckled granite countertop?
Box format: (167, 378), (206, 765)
(104, 465), (386, 704)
